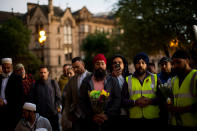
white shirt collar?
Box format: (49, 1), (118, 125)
(2, 72), (12, 78)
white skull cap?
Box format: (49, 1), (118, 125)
(2, 58), (12, 64)
(35, 128), (47, 131)
(23, 102), (36, 112)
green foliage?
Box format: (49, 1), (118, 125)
(81, 33), (122, 71)
(116, 0), (197, 57)
(0, 17), (41, 75)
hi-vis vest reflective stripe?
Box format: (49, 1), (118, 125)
(126, 74), (159, 119)
(170, 69), (197, 127)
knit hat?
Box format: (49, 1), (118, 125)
(93, 54), (107, 64)
(2, 58), (12, 64)
(23, 102), (36, 112)
(133, 52), (149, 64)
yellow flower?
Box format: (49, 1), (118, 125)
(100, 90), (109, 97)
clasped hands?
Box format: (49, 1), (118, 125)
(93, 112), (108, 125)
(134, 96), (152, 108)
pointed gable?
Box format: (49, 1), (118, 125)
(73, 6), (92, 20)
(29, 6), (48, 25)
(61, 8), (76, 27)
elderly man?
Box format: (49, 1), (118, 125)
(79, 54), (121, 131)
(62, 57), (90, 131)
(0, 58), (24, 130)
(15, 63), (35, 101)
(122, 52), (162, 130)
(15, 102), (52, 131)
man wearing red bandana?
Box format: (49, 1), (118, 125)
(79, 54), (121, 131)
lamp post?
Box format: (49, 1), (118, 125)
(38, 30), (46, 63)
(169, 38), (178, 48)
(169, 38), (179, 56)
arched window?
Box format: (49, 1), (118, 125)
(63, 20), (72, 44)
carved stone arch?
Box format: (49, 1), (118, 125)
(64, 18), (73, 27)
(35, 20), (44, 33)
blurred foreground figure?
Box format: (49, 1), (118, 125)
(15, 102), (52, 131)
(0, 58), (24, 130)
(168, 50), (197, 129)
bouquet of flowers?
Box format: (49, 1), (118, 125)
(158, 82), (173, 104)
(89, 90), (110, 114)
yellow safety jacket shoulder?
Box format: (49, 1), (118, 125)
(126, 73), (159, 119)
(170, 69), (197, 127)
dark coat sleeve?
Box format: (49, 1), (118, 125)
(104, 77), (121, 117)
(78, 78), (94, 120)
(52, 80), (62, 109)
(121, 81), (134, 108)
(28, 81), (37, 104)
(5, 73), (24, 129)
(64, 79), (72, 115)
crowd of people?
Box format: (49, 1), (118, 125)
(0, 49), (197, 131)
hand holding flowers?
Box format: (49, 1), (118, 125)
(89, 90), (109, 124)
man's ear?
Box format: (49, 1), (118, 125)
(186, 58), (190, 65)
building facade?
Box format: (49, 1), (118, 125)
(26, 0), (116, 79)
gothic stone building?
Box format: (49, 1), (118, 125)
(27, 0), (115, 79)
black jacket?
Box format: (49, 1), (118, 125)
(0, 72), (24, 130)
(29, 78), (61, 117)
(79, 74), (121, 120)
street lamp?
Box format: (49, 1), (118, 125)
(169, 38), (178, 48)
(39, 30), (46, 46)
(38, 30), (46, 62)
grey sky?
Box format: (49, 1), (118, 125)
(0, 0), (119, 14)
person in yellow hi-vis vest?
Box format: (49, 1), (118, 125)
(122, 52), (162, 130)
(167, 50), (197, 129)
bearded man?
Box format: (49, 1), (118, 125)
(167, 50), (197, 129)
(79, 54), (121, 131)
(122, 52), (162, 130)
(0, 58), (24, 130)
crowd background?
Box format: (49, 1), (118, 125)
(0, 49), (197, 131)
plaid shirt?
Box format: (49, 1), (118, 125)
(22, 74), (35, 100)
